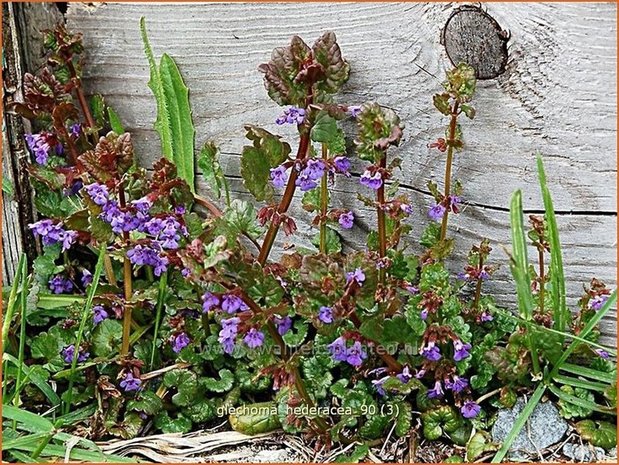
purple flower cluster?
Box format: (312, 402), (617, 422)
(93, 305), (109, 325)
(127, 244), (169, 276)
(62, 344), (89, 364)
(360, 170), (382, 190)
(221, 294), (249, 313)
(428, 195), (461, 222)
(202, 292), (220, 313)
(84, 183), (110, 206)
(589, 294), (609, 311)
(333, 156), (351, 175)
(172, 332), (191, 353)
(29, 219), (78, 251)
(295, 159), (326, 191)
(328, 336), (367, 367)
(143, 216), (186, 249)
(346, 268), (366, 286)
(421, 341), (441, 361)
(25, 132), (62, 165)
(270, 165), (289, 189)
(276, 107), (306, 125)
(218, 317), (240, 354)
(49, 275), (74, 294)
(338, 211), (354, 229)
(120, 372), (142, 392)
(444, 375), (469, 393)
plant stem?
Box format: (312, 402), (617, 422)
(376, 155), (387, 286)
(538, 248), (545, 314)
(2, 254), (25, 351)
(117, 185), (133, 357)
(319, 143), (328, 254)
(67, 60), (98, 145)
(12, 261), (29, 429)
(472, 253), (484, 310)
(102, 252), (117, 287)
(149, 271), (168, 369)
(31, 431), (55, 460)
(439, 101), (460, 243)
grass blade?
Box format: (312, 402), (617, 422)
(150, 270), (168, 369)
(554, 374), (610, 392)
(558, 363), (616, 384)
(107, 106), (125, 134)
(36, 294), (84, 309)
(491, 383), (547, 462)
(3, 353), (61, 405)
(13, 258), (30, 420)
(2, 405), (54, 433)
(537, 155), (567, 332)
(2, 254), (25, 350)
(548, 290), (616, 381)
(63, 245), (105, 414)
(548, 384), (615, 415)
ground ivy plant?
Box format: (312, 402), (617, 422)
(2, 22), (616, 462)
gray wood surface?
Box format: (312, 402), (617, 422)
(60, 2), (615, 345)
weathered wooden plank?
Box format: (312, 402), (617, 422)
(62, 2), (617, 345)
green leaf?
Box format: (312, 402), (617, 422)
(334, 444), (369, 463)
(183, 399), (217, 423)
(355, 103), (403, 162)
(216, 199), (264, 243)
(556, 385), (595, 419)
(558, 363), (616, 384)
(89, 94), (106, 129)
(359, 414), (389, 439)
(229, 402), (281, 435)
(3, 354), (61, 406)
(92, 319), (123, 358)
(201, 369), (234, 393)
(30, 332), (64, 372)
(311, 228), (342, 254)
(574, 420), (617, 449)
(311, 31), (350, 95)
(127, 390), (163, 416)
(2, 177), (14, 197)
(107, 107), (125, 134)
(554, 374), (609, 392)
(537, 156), (568, 332)
(509, 190), (535, 320)
(154, 411), (192, 434)
(1, 405), (54, 433)
(163, 369), (199, 406)
(310, 112), (346, 153)
(394, 402), (412, 437)
(421, 406), (462, 440)
(433, 93), (451, 116)
(548, 384), (614, 416)
(466, 431), (497, 462)
(198, 141), (230, 204)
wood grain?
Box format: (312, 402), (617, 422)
(64, 2), (617, 345)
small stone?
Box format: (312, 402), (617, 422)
(563, 443), (606, 462)
(608, 447), (617, 458)
(491, 398), (568, 460)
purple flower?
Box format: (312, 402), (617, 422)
(445, 375), (469, 393)
(181, 268), (191, 277)
(62, 345), (89, 364)
(275, 315), (293, 335)
(69, 123), (82, 137)
(202, 292), (220, 313)
(25, 132), (60, 165)
(328, 336), (348, 362)
(461, 401), (481, 419)
(49, 275), (74, 294)
(29, 220), (77, 251)
(296, 159), (326, 192)
(406, 285), (419, 295)
(127, 244), (169, 276)
(276, 107), (306, 125)
(84, 183), (110, 206)
(420, 309), (429, 320)
(346, 268), (366, 285)
(218, 317), (240, 354)
(348, 105), (362, 118)
(449, 195), (462, 211)
(589, 295), (609, 311)
(480, 311), (493, 322)
(415, 369), (427, 379)
(93, 305), (109, 325)
(421, 341), (441, 361)
(144, 216), (185, 249)
(270, 165), (289, 189)
(453, 340), (472, 362)
(372, 376), (389, 396)
(221, 294), (248, 313)
(594, 348), (610, 359)
(244, 328), (265, 349)
(81, 269), (93, 287)
(132, 197), (152, 213)
(120, 373), (142, 392)
(400, 203), (413, 215)
(172, 332), (191, 353)
(396, 366), (413, 384)
(360, 170), (382, 190)
(318, 306), (334, 324)
(427, 380), (444, 399)
(338, 211), (354, 229)
(333, 156), (351, 175)
(428, 203), (446, 222)
(346, 341), (366, 367)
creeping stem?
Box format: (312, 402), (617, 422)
(319, 143), (329, 254)
(439, 101), (460, 243)
(472, 253), (484, 310)
(376, 154), (387, 285)
(118, 185), (134, 357)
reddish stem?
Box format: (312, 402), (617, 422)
(376, 155), (387, 285)
(439, 101), (460, 243)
